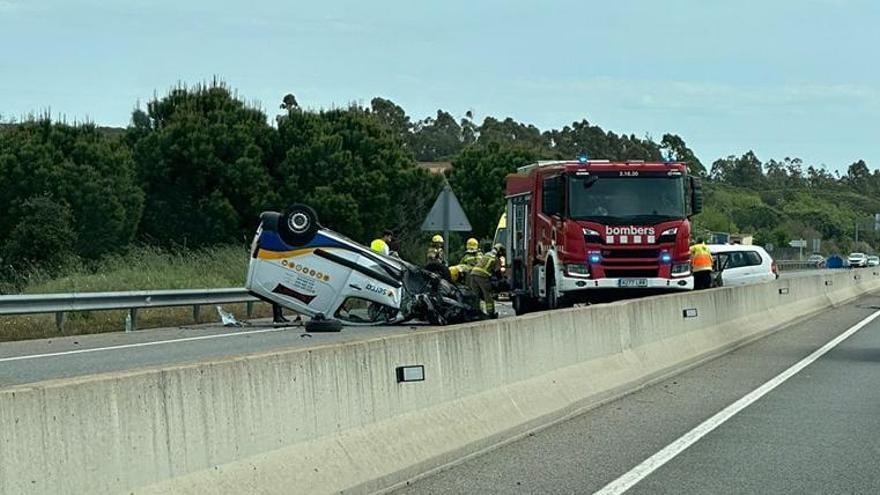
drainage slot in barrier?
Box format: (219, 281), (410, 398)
(682, 308), (698, 318)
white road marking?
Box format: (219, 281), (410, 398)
(0, 327), (289, 363)
(594, 307), (880, 495)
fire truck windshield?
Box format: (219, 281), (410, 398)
(568, 175), (686, 223)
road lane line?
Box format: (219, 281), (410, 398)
(0, 327), (289, 363)
(594, 307), (880, 495)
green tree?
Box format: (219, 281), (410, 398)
(411, 110), (464, 160)
(0, 120), (143, 261)
(128, 83), (279, 246)
(448, 143), (538, 239)
(276, 105), (439, 251)
(369, 97), (413, 149)
(480, 117), (550, 154)
(547, 120), (663, 161)
(845, 159), (872, 195)
(660, 133), (705, 175)
(710, 151), (765, 189)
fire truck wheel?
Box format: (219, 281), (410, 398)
(279, 204), (319, 246)
(513, 294), (533, 316)
(546, 269), (559, 309)
(546, 269), (571, 310)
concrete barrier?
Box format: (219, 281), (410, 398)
(1, 270), (878, 494)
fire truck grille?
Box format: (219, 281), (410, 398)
(605, 268), (658, 278)
(604, 249), (659, 259)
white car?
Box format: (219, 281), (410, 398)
(708, 244), (778, 287)
(868, 255), (879, 267)
(848, 252), (868, 268)
(245, 204), (485, 331)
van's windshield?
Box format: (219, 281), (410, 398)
(568, 175), (686, 224)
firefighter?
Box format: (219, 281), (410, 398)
(460, 238), (482, 265)
(426, 234), (445, 265)
(458, 237), (482, 281)
(690, 237), (714, 290)
(425, 234), (450, 281)
(470, 243), (505, 318)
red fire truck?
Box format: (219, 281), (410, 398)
(504, 158), (703, 314)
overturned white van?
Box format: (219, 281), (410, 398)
(246, 204), (484, 330)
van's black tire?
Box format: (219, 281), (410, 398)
(278, 204), (319, 246)
(305, 317), (343, 332)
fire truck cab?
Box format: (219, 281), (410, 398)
(504, 158), (703, 314)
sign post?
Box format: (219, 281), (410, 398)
(789, 239), (806, 260)
(421, 184), (472, 262)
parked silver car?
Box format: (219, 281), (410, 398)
(806, 253), (825, 267)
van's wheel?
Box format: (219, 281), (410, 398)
(304, 314), (343, 332)
(278, 203), (320, 246)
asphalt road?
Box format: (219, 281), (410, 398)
(395, 293), (880, 495)
(0, 303), (514, 388)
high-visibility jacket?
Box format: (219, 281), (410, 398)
(460, 251), (482, 267)
(690, 243), (713, 272)
(472, 250), (500, 278)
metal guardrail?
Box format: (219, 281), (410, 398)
(0, 288), (258, 332)
(775, 260), (824, 271)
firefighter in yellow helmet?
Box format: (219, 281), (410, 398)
(460, 238), (482, 267)
(425, 234), (450, 281)
(426, 234), (445, 264)
(690, 237), (714, 290)
(453, 237), (482, 285)
(469, 243), (505, 318)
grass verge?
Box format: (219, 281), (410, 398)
(0, 245), (271, 342)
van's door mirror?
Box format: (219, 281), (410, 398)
(690, 176), (703, 215)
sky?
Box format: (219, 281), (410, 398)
(1, 0), (878, 171)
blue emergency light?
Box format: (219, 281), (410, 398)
(577, 153), (589, 164)
(588, 252), (601, 264)
(660, 251), (672, 264)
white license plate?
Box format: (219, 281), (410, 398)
(618, 278), (648, 288)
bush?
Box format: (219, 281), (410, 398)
(128, 84), (279, 246)
(0, 120), (144, 261)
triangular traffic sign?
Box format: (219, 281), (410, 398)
(421, 185), (472, 232)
